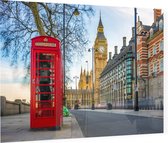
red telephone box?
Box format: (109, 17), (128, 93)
(30, 36), (63, 129)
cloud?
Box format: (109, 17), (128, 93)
(0, 83), (30, 101)
(0, 61), (30, 101)
(0, 61), (26, 84)
(108, 7), (153, 25)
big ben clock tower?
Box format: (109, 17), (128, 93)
(93, 15), (108, 105)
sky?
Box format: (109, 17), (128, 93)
(0, 59), (30, 101)
(69, 6), (154, 89)
(0, 0), (164, 102)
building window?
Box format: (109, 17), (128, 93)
(137, 65), (140, 76)
(148, 50), (151, 58)
(153, 45), (157, 55)
(156, 21), (159, 27)
(126, 79), (132, 84)
(126, 70), (132, 74)
(137, 37), (140, 44)
(127, 75), (132, 79)
(126, 61), (132, 66)
(127, 66), (132, 70)
(137, 52), (140, 60)
(160, 40), (164, 51)
(148, 65), (150, 76)
(160, 58), (163, 72)
(150, 28), (153, 38)
(159, 19), (163, 31)
(127, 84), (132, 88)
(126, 88), (131, 94)
(127, 53), (132, 57)
(153, 62), (157, 73)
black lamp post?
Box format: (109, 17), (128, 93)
(63, 4), (79, 106)
(73, 76), (79, 109)
(86, 60), (89, 107)
(88, 48), (95, 110)
(134, 8), (139, 111)
(133, 8), (148, 111)
(86, 60), (89, 85)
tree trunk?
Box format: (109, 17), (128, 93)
(28, 2), (46, 36)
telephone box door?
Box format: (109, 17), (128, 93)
(30, 36), (63, 129)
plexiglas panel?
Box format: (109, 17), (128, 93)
(35, 53), (56, 118)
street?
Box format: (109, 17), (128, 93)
(70, 110), (163, 137)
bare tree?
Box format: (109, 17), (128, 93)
(0, 1), (94, 84)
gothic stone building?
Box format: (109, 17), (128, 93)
(67, 15), (108, 108)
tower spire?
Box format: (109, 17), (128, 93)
(97, 11), (105, 40)
(80, 67), (83, 76)
(98, 11), (103, 28)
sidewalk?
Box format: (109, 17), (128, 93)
(1, 113), (83, 142)
(79, 109), (163, 118)
(1, 109), (163, 142)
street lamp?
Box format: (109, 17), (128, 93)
(86, 60), (89, 85)
(63, 4), (80, 106)
(73, 76), (79, 99)
(88, 48), (95, 110)
(86, 60), (89, 107)
(73, 8), (80, 16)
(134, 8), (139, 111)
(134, 8), (148, 111)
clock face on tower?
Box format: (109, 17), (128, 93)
(98, 46), (104, 53)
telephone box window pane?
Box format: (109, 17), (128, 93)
(35, 93), (55, 103)
(35, 53), (56, 118)
(39, 54), (53, 60)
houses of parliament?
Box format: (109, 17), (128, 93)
(66, 15), (108, 108)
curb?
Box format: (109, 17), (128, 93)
(78, 109), (163, 118)
(71, 114), (84, 138)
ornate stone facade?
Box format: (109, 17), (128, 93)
(93, 15), (108, 105)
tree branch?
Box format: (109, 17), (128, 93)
(23, 2), (46, 36)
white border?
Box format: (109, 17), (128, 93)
(10, 0), (168, 143)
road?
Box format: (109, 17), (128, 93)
(70, 110), (163, 137)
